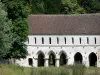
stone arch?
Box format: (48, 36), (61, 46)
(37, 51), (45, 67)
(37, 50), (45, 56)
(74, 52), (83, 64)
(59, 51), (67, 66)
(59, 51), (66, 56)
(48, 51), (56, 66)
(28, 58), (33, 66)
(89, 52), (97, 66)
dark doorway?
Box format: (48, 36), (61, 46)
(49, 53), (55, 66)
(28, 58), (33, 66)
(74, 52), (83, 64)
(38, 53), (44, 67)
(89, 52), (97, 66)
(60, 53), (67, 66)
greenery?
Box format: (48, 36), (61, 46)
(26, 0), (62, 14)
(0, 64), (100, 75)
(0, 1), (13, 58)
(77, 0), (100, 13)
(26, 0), (100, 14)
(61, 0), (86, 14)
(1, 0), (29, 59)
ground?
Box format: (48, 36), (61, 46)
(0, 64), (100, 75)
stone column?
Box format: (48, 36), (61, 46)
(67, 56), (74, 65)
(34, 58), (38, 67)
(86, 56), (89, 67)
(82, 55), (89, 67)
(97, 48), (100, 67)
(83, 53), (89, 67)
(82, 54), (86, 65)
(44, 58), (49, 67)
(56, 59), (59, 67)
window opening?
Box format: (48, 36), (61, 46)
(94, 37), (96, 44)
(57, 37), (59, 44)
(64, 37), (66, 44)
(72, 37), (74, 44)
(87, 37), (89, 44)
(34, 37), (36, 44)
(80, 37), (81, 44)
(49, 37), (51, 44)
(42, 37), (44, 44)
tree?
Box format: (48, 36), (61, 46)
(0, 1), (13, 58)
(77, 0), (100, 13)
(61, 0), (86, 14)
(26, 0), (62, 14)
(1, 0), (29, 59)
(26, 0), (86, 14)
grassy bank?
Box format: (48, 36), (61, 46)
(0, 64), (100, 75)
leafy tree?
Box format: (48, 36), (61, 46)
(1, 0), (29, 59)
(9, 18), (28, 59)
(26, 0), (86, 14)
(44, 0), (62, 14)
(61, 0), (86, 14)
(26, 0), (62, 14)
(77, 0), (100, 13)
(0, 1), (13, 58)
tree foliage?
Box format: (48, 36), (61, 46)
(0, 1), (13, 58)
(26, 0), (86, 14)
(26, 0), (62, 14)
(77, 0), (100, 13)
(1, 0), (29, 59)
(61, 0), (86, 14)
(26, 0), (100, 14)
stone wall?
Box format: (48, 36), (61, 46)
(15, 35), (100, 67)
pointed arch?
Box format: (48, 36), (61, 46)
(37, 50), (45, 56)
(37, 51), (45, 67)
(48, 50), (56, 66)
(59, 51), (67, 66)
(74, 52), (83, 64)
(48, 50), (56, 56)
(59, 51), (66, 56)
(89, 52), (97, 67)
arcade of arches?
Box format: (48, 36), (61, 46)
(28, 52), (97, 67)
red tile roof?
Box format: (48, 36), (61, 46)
(29, 14), (100, 35)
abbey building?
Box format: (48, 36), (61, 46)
(15, 14), (100, 67)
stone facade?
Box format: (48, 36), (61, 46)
(15, 35), (100, 67)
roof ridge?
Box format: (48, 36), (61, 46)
(29, 13), (100, 16)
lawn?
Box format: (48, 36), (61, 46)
(0, 64), (100, 75)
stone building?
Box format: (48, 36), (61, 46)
(16, 14), (100, 67)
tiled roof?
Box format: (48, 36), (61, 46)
(29, 14), (100, 35)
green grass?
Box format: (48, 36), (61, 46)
(0, 64), (100, 75)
